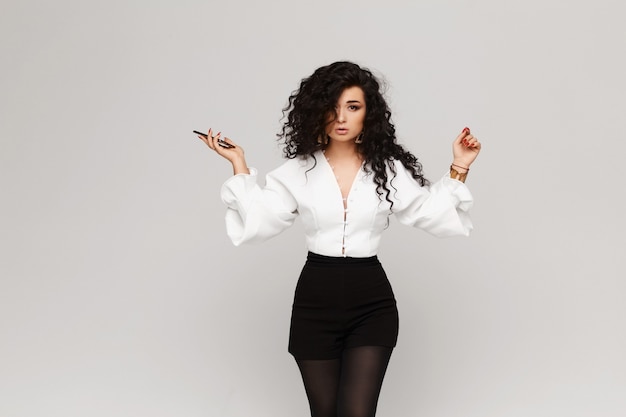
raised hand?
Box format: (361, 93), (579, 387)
(196, 128), (250, 175)
(452, 127), (481, 170)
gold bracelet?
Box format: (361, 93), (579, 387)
(449, 165), (468, 183)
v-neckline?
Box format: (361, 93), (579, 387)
(319, 150), (363, 208)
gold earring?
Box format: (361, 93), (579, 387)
(354, 132), (364, 144)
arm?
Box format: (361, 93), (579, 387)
(392, 128), (481, 237)
(392, 163), (474, 237)
(196, 128), (298, 245)
(220, 167), (298, 245)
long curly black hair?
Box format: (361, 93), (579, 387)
(277, 61), (429, 208)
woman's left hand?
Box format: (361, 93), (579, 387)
(452, 127), (481, 169)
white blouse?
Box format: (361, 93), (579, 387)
(220, 150), (473, 257)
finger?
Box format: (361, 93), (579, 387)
(205, 137), (215, 150)
(467, 139), (481, 152)
(461, 135), (473, 147)
(210, 130), (224, 151)
(216, 135), (237, 150)
(196, 134), (208, 145)
(198, 136), (213, 150)
(221, 136), (237, 148)
(455, 127), (471, 144)
(200, 128), (215, 150)
(211, 131), (223, 151)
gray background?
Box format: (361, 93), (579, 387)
(1, 1), (624, 416)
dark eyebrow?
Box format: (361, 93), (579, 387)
(346, 100), (362, 104)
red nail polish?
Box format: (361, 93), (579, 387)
(463, 127), (470, 134)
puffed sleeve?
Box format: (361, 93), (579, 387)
(220, 167), (298, 245)
(391, 161), (473, 237)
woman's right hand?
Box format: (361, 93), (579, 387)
(197, 128), (250, 175)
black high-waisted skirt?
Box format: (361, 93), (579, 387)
(288, 252), (399, 360)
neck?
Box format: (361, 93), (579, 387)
(324, 141), (361, 160)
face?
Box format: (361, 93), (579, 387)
(325, 86), (366, 144)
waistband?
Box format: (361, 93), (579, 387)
(306, 251), (380, 267)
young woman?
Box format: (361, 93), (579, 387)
(197, 61), (481, 417)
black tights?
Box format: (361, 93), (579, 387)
(295, 346), (393, 417)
